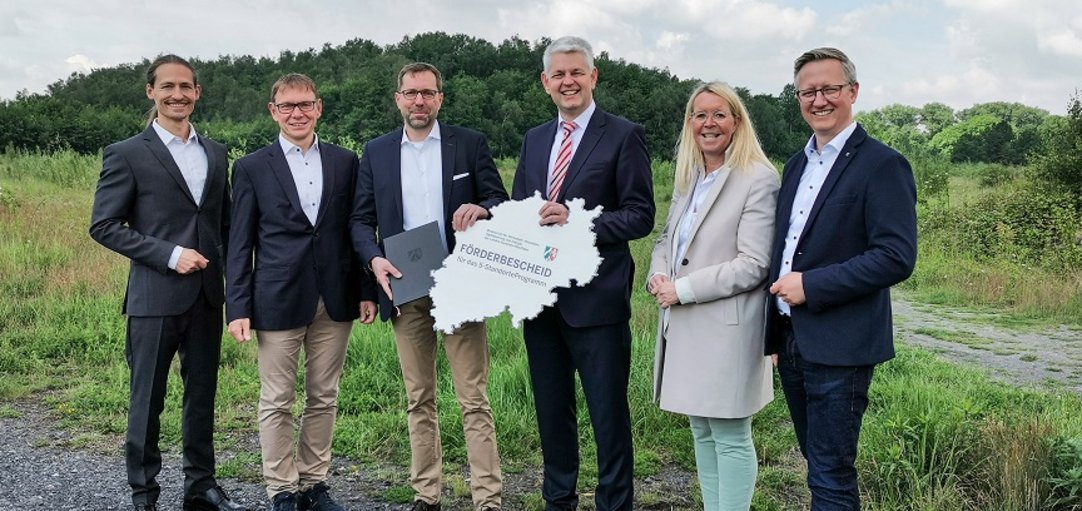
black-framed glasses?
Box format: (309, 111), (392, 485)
(796, 84), (851, 103)
(397, 89), (441, 101)
(274, 101), (318, 114)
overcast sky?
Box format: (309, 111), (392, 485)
(3, 0), (1080, 115)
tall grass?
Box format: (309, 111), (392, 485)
(2, 149), (1081, 509)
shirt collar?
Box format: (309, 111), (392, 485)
(400, 120), (442, 146)
(152, 119), (198, 145)
(278, 133), (321, 155)
(559, 101), (596, 130)
(804, 121), (858, 157)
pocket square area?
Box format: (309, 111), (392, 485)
(452, 172), (470, 180)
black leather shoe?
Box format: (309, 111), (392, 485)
(183, 485), (252, 511)
(409, 500), (440, 511)
(272, 491), (297, 511)
(298, 482), (344, 511)
(133, 505), (158, 511)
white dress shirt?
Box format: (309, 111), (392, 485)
(401, 121), (447, 250)
(152, 120), (208, 270)
(776, 121), (858, 315)
(546, 101), (597, 194)
(671, 165), (725, 304)
(279, 134), (324, 226)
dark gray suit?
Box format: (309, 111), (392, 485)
(90, 123), (230, 506)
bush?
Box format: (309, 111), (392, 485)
(1033, 94), (1082, 196)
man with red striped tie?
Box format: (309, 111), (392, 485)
(510, 36), (655, 511)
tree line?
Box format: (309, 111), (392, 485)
(0, 31), (1077, 174)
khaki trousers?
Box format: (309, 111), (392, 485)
(392, 296), (502, 509)
(256, 299), (352, 499)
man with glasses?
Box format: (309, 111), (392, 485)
(350, 62), (508, 511)
(766, 48), (917, 510)
(226, 73), (377, 511)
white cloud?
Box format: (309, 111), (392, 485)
(1038, 29), (1082, 57)
(64, 55), (97, 74)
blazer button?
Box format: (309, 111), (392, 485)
(681, 258), (689, 266)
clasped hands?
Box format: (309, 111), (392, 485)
(647, 274), (679, 309)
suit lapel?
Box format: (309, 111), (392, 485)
(313, 142), (335, 227)
(267, 143), (308, 226)
(684, 165), (733, 250)
(197, 134), (217, 207)
(667, 184), (695, 274)
(557, 110), (606, 201)
(801, 127), (866, 241)
(440, 126), (456, 219)
(773, 152), (808, 266)
(534, 120), (559, 198)
(142, 126), (196, 205)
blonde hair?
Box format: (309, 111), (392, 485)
(673, 81), (773, 195)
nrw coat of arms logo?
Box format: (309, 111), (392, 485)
(543, 246), (559, 262)
(408, 248), (423, 262)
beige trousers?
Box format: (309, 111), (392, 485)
(256, 299), (352, 499)
(391, 296), (502, 509)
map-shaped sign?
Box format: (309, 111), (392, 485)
(430, 193), (603, 332)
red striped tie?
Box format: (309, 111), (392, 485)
(548, 121), (577, 200)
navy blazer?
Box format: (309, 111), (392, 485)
(226, 140), (373, 331)
(511, 108), (655, 328)
(766, 124), (917, 366)
(350, 123), (509, 321)
(90, 124), (230, 317)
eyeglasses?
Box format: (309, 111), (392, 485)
(398, 89), (441, 101)
(274, 101), (318, 114)
(796, 84), (851, 103)
(690, 111), (732, 124)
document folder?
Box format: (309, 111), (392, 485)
(382, 221), (448, 306)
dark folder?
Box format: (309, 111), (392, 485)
(382, 221), (448, 306)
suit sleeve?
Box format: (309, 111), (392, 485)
(679, 167), (778, 303)
(469, 133), (509, 212)
(89, 144), (176, 274)
(510, 132), (532, 201)
(347, 151), (379, 303)
(802, 153), (918, 312)
(647, 192), (680, 281)
(225, 158), (255, 322)
(349, 143), (383, 266)
(592, 124), (655, 244)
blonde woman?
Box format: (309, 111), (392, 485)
(647, 81), (778, 511)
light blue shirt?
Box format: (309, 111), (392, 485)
(400, 121), (447, 251)
(776, 121), (858, 315)
(279, 134), (323, 226)
(152, 120), (208, 271)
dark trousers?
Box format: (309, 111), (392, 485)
(523, 307), (634, 511)
(126, 293), (222, 506)
(777, 320), (874, 511)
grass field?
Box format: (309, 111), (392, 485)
(1, 149), (1081, 510)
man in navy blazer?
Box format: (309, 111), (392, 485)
(767, 48), (917, 510)
(511, 37), (655, 511)
(350, 63), (508, 511)
(90, 55), (248, 511)
(226, 74), (376, 511)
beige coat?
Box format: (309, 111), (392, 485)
(649, 161), (779, 418)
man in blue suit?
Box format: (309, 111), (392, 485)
(767, 48), (918, 510)
(350, 63), (508, 511)
(511, 36), (655, 511)
(226, 73), (377, 511)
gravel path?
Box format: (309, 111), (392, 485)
(894, 298), (1082, 392)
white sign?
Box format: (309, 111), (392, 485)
(430, 193), (602, 332)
